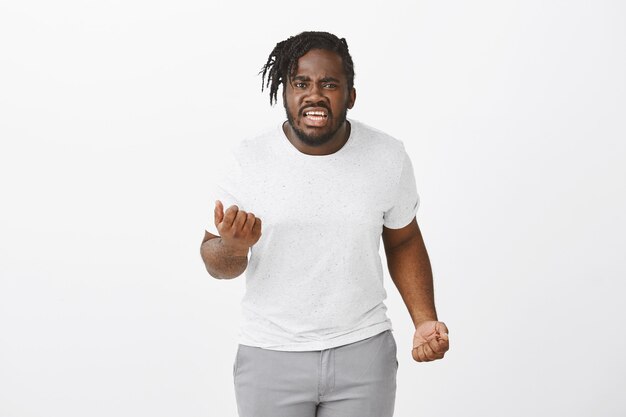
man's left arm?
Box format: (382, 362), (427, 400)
(382, 218), (450, 362)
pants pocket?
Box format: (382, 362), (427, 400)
(233, 345), (241, 379)
(387, 331), (399, 370)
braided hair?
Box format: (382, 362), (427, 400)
(260, 31), (355, 105)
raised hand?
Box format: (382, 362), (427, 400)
(412, 321), (449, 362)
(214, 200), (262, 255)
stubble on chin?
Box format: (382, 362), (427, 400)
(284, 105), (347, 148)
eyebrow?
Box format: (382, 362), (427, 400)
(292, 75), (341, 83)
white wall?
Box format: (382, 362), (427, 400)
(1, 1), (624, 416)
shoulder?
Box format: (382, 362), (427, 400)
(350, 119), (408, 160)
(229, 124), (282, 165)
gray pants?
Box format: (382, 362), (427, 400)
(233, 330), (398, 417)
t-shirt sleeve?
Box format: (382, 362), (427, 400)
(205, 148), (245, 236)
(383, 149), (420, 229)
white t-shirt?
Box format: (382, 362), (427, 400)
(206, 118), (419, 351)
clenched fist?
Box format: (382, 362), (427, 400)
(412, 321), (449, 362)
(214, 200), (262, 255)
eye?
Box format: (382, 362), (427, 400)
(323, 83), (337, 89)
(295, 82), (307, 89)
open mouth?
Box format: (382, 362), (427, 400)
(303, 110), (328, 120)
(302, 109), (329, 126)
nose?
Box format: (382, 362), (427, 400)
(305, 83), (325, 102)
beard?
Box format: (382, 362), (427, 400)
(284, 101), (348, 147)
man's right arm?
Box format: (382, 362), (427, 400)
(200, 200), (262, 280)
(200, 232), (249, 279)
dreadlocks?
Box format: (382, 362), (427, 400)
(260, 31), (355, 106)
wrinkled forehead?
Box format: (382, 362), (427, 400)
(288, 48), (346, 80)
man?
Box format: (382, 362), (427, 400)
(200, 31), (449, 417)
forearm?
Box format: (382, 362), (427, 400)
(385, 238), (438, 328)
(200, 237), (248, 279)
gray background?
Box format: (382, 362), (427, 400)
(1, 0), (625, 416)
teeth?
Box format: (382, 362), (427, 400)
(305, 111), (327, 117)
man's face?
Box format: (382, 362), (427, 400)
(283, 48), (356, 147)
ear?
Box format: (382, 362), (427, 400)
(347, 87), (356, 109)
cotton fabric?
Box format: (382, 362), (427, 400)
(206, 119), (419, 351)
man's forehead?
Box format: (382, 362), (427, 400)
(289, 49), (346, 79)
(292, 74), (341, 81)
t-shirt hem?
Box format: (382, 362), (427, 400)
(383, 204), (419, 229)
(238, 322), (393, 352)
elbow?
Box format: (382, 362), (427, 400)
(206, 268), (223, 280)
(204, 264), (242, 280)
(199, 242), (246, 280)
(203, 263), (227, 280)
